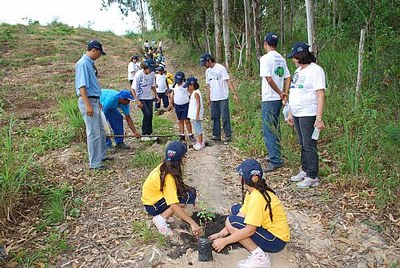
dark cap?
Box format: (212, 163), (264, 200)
(183, 76), (199, 89)
(165, 141), (187, 163)
(156, 66), (165, 72)
(143, 59), (156, 72)
(236, 159), (263, 182)
(131, 55), (139, 60)
(117, 90), (134, 101)
(88, 40), (106, 55)
(264, 32), (278, 46)
(199, 53), (212, 66)
(174, 71), (185, 84)
(287, 42), (310, 58)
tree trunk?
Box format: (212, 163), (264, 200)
(138, 0), (147, 33)
(222, 0), (231, 68)
(305, 0), (316, 53)
(355, 28), (366, 105)
(203, 8), (211, 53)
(213, 0), (222, 61)
(244, 0), (252, 76)
(252, 0), (261, 60)
(290, 0), (295, 43)
(280, 0), (285, 51)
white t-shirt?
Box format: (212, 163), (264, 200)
(158, 41), (163, 48)
(128, 62), (140, 80)
(188, 90), (204, 120)
(155, 73), (168, 93)
(131, 70), (156, 100)
(259, 51), (290, 101)
(205, 63), (230, 101)
(173, 84), (190, 105)
(289, 62), (326, 117)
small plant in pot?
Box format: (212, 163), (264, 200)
(196, 204), (216, 262)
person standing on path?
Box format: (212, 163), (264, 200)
(260, 32), (291, 173)
(155, 66), (170, 111)
(128, 55), (140, 86)
(158, 39), (163, 54)
(287, 42), (326, 188)
(75, 40), (108, 170)
(144, 40), (149, 53)
(100, 89), (141, 149)
(130, 59), (160, 136)
(185, 77), (205, 150)
(200, 53), (238, 143)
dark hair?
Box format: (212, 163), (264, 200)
(241, 176), (276, 222)
(159, 159), (190, 196)
(209, 57), (216, 63)
(293, 51), (316, 64)
(266, 41), (277, 48)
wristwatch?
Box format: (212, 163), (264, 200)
(316, 118), (323, 122)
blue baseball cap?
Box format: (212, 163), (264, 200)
(156, 66), (165, 72)
(174, 71), (185, 84)
(165, 141), (187, 163)
(117, 90), (134, 101)
(131, 55), (139, 60)
(88, 40), (106, 55)
(287, 42), (310, 58)
(236, 159), (263, 182)
(199, 53), (212, 66)
(143, 59), (156, 72)
(264, 32), (278, 46)
(183, 76), (199, 89)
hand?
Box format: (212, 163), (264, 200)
(136, 100), (143, 109)
(281, 93), (288, 105)
(314, 120), (325, 131)
(287, 113), (294, 126)
(133, 131), (141, 138)
(156, 97), (161, 103)
(207, 99), (211, 107)
(86, 104), (94, 117)
(232, 93), (238, 102)
(208, 232), (224, 240)
(191, 223), (201, 239)
(212, 238), (227, 252)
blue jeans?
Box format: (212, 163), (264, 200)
(228, 204), (286, 253)
(210, 98), (232, 139)
(140, 99), (154, 135)
(155, 92), (169, 109)
(293, 116), (318, 179)
(262, 101), (283, 166)
(104, 108), (124, 147)
(78, 97), (107, 168)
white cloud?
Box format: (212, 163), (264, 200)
(0, 0), (151, 35)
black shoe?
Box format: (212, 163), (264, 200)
(179, 135), (186, 141)
(188, 134), (196, 143)
(102, 156), (114, 162)
(211, 136), (221, 141)
(115, 142), (131, 150)
(264, 163), (283, 173)
(90, 164), (108, 170)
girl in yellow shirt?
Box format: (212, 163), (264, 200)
(209, 158), (290, 268)
(141, 141), (201, 238)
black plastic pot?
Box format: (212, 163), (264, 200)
(198, 238), (213, 262)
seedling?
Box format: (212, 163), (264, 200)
(196, 202), (216, 237)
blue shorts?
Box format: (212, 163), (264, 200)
(144, 187), (196, 216)
(192, 120), (203, 135)
(228, 204), (287, 253)
(174, 103), (189, 120)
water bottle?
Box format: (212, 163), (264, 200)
(311, 127), (320, 140)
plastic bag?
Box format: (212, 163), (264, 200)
(100, 111), (111, 135)
(282, 103), (290, 121)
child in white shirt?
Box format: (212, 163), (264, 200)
(185, 77), (205, 150)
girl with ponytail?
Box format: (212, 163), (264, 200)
(209, 159), (290, 268)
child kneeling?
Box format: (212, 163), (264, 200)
(209, 159), (290, 268)
(141, 141), (201, 238)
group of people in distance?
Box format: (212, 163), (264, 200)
(75, 30), (326, 268)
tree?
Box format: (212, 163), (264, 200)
(213, 0), (222, 61)
(222, 0), (231, 68)
(252, 0), (261, 60)
(305, 0), (316, 52)
(243, 0), (252, 75)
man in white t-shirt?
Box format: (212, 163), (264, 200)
(200, 53), (238, 142)
(259, 32), (291, 172)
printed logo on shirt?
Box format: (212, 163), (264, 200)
(274, 66), (284, 77)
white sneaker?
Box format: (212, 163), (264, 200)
(297, 177), (319, 188)
(152, 215), (173, 236)
(290, 170), (306, 182)
(141, 137), (152, 141)
(193, 143), (205, 151)
(238, 252), (271, 268)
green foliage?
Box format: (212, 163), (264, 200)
(131, 151), (162, 169)
(40, 184), (72, 227)
(0, 118), (34, 220)
(26, 126), (76, 155)
(58, 97), (85, 131)
(132, 220), (167, 246)
(152, 116), (174, 135)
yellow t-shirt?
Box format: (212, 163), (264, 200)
(141, 164), (180, 206)
(240, 190), (290, 242)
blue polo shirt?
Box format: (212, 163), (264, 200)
(100, 89), (130, 116)
(75, 54), (102, 97)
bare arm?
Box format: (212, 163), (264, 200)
(315, 89), (325, 131)
(212, 224), (257, 252)
(170, 203), (201, 238)
(266, 76), (286, 101)
(226, 79), (238, 101)
(79, 87), (93, 117)
(195, 93), (201, 120)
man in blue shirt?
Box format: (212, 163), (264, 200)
(75, 40), (108, 170)
(100, 89), (141, 149)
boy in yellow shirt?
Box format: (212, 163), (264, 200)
(141, 141), (201, 238)
(209, 159), (290, 268)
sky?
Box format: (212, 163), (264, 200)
(0, 0), (151, 35)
